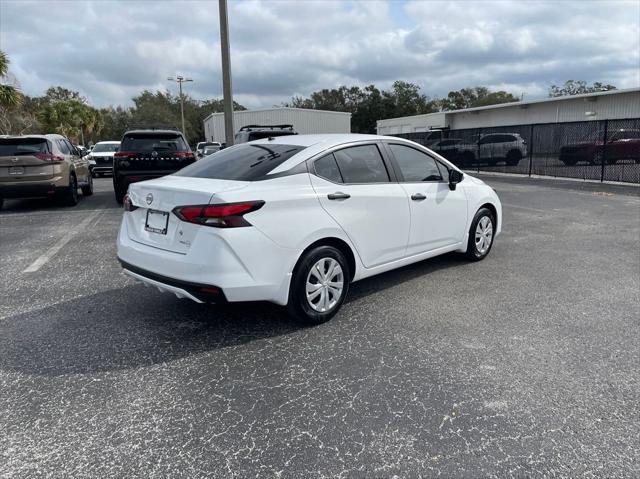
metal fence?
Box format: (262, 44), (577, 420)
(393, 118), (640, 184)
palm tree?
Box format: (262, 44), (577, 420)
(0, 50), (22, 109)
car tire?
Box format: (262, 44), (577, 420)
(505, 150), (522, 166)
(561, 158), (578, 166)
(461, 151), (475, 166)
(287, 245), (350, 325)
(81, 174), (94, 196)
(114, 181), (125, 204)
(465, 207), (495, 261)
(61, 173), (79, 206)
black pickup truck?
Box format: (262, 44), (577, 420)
(113, 129), (195, 203)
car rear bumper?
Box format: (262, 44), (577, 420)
(120, 260), (227, 303)
(116, 216), (298, 305)
(0, 180), (66, 199)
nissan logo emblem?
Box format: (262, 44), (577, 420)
(146, 193), (153, 205)
(152, 151), (158, 157)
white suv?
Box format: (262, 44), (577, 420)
(457, 133), (527, 166)
(117, 134), (501, 323)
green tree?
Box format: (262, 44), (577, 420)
(0, 50), (22, 109)
(285, 82), (437, 133)
(439, 87), (519, 111)
(549, 80), (617, 97)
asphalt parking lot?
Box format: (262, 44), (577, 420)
(1, 176), (638, 478)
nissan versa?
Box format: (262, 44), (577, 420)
(117, 134), (501, 323)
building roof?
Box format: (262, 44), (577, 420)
(377, 87), (640, 124)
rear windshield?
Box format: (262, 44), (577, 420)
(121, 133), (188, 152)
(0, 138), (50, 156)
(175, 143), (306, 181)
(92, 143), (120, 153)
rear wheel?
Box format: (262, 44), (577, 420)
(460, 151), (475, 166)
(114, 180), (125, 204)
(287, 246), (350, 325)
(60, 173), (78, 206)
(465, 207), (495, 261)
(505, 150), (522, 166)
(81, 174), (94, 196)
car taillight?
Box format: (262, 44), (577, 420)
(175, 151), (195, 159)
(123, 194), (138, 212)
(34, 153), (65, 162)
(173, 201), (265, 228)
(114, 151), (136, 159)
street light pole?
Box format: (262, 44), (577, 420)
(218, 0), (234, 146)
(167, 75), (193, 137)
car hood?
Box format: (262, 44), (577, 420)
(91, 151), (117, 158)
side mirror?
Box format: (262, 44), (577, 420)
(449, 169), (463, 190)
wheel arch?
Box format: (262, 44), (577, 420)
(478, 202), (498, 231)
(294, 237), (357, 282)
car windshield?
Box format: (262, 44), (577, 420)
(0, 138), (49, 156)
(92, 143), (120, 153)
(121, 133), (188, 152)
(175, 143), (306, 181)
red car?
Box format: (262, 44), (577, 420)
(559, 129), (640, 165)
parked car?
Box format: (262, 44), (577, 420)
(195, 141), (221, 159)
(0, 134), (93, 209)
(430, 138), (474, 162)
(202, 145), (221, 157)
(559, 129), (640, 165)
(112, 129), (195, 204)
(88, 140), (120, 177)
(117, 134), (501, 324)
(455, 133), (527, 166)
(234, 124), (297, 144)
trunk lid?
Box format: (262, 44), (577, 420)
(0, 137), (56, 182)
(125, 175), (249, 254)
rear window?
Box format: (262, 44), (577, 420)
(243, 131), (296, 141)
(0, 138), (50, 156)
(121, 133), (188, 152)
(93, 143), (120, 153)
(175, 143), (306, 181)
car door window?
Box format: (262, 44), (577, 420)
(314, 153), (343, 183)
(388, 143), (442, 182)
(56, 139), (70, 155)
(333, 144), (389, 183)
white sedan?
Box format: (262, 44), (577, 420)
(117, 134), (501, 324)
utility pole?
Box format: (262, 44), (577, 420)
(218, 0), (234, 146)
(167, 75), (193, 137)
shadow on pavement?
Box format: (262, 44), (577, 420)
(0, 252), (470, 377)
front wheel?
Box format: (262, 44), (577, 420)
(287, 246), (350, 325)
(505, 150), (522, 166)
(81, 174), (93, 196)
(60, 173), (79, 206)
(465, 208), (495, 261)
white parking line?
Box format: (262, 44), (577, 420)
(22, 210), (102, 273)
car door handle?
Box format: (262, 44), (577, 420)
(327, 192), (350, 200)
(411, 193), (427, 201)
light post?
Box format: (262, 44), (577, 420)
(218, 0), (234, 146)
(167, 75), (193, 137)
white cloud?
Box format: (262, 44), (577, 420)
(0, 0), (638, 108)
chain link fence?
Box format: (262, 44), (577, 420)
(393, 118), (640, 184)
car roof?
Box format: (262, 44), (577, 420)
(249, 133), (388, 148)
(124, 129), (184, 136)
(0, 134), (65, 140)
(95, 140), (120, 144)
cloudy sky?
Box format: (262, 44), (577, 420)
(1, 0), (639, 108)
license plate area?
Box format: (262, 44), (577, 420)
(9, 166), (24, 175)
(145, 209), (169, 235)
